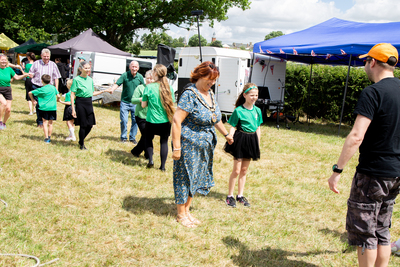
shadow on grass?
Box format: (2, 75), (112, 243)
(122, 195), (175, 217)
(262, 120), (352, 139)
(197, 190), (227, 201)
(223, 236), (335, 267)
(12, 119), (37, 127)
(12, 110), (31, 115)
(319, 228), (355, 253)
(20, 134), (80, 148)
(104, 148), (144, 166)
(88, 135), (120, 142)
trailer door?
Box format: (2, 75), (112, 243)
(216, 57), (241, 114)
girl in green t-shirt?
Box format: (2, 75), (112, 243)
(24, 52), (36, 115)
(0, 54), (30, 130)
(70, 61), (107, 150)
(224, 83), (263, 208)
(141, 64), (175, 171)
(58, 79), (76, 141)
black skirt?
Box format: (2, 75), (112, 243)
(74, 97), (96, 126)
(63, 105), (74, 121)
(224, 130), (260, 160)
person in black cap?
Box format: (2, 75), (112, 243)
(328, 43), (400, 267)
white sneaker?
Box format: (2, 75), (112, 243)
(28, 112), (33, 116)
(70, 136), (76, 141)
(65, 136), (72, 141)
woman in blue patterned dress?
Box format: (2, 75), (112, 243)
(171, 61), (234, 228)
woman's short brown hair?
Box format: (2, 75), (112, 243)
(190, 61), (220, 83)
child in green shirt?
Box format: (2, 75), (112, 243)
(29, 74), (59, 143)
(57, 79), (76, 141)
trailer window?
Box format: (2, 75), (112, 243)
(126, 59), (153, 77)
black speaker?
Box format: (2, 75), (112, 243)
(157, 44), (176, 73)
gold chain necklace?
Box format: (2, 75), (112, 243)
(184, 87), (217, 122)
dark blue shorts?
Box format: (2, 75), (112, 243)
(346, 172), (400, 249)
(40, 110), (57, 121)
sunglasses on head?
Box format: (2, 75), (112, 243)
(363, 57), (373, 66)
(209, 64), (219, 71)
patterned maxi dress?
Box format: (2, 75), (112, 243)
(173, 84), (222, 204)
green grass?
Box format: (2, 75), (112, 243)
(1, 80), (400, 266)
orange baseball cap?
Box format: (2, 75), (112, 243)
(359, 43), (398, 66)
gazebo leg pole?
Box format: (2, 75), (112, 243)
(307, 63), (313, 126)
(338, 54), (352, 136)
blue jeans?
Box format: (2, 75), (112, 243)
(120, 101), (137, 141)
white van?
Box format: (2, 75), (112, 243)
(72, 51), (156, 85)
(71, 51), (178, 103)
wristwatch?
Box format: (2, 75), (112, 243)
(332, 164), (343, 174)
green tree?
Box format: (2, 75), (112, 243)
(264, 31), (284, 41)
(127, 39), (142, 55)
(209, 40), (223, 47)
(171, 37), (186, 48)
(141, 31), (173, 50)
(1, 0), (250, 50)
(188, 35), (207, 47)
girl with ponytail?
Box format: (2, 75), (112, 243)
(141, 64), (175, 171)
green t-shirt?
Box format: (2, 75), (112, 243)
(25, 63), (33, 78)
(70, 75), (94, 98)
(0, 67), (15, 87)
(64, 91), (75, 104)
(31, 84), (58, 111)
(117, 71), (144, 104)
(142, 82), (175, 123)
(228, 105), (263, 132)
(131, 84), (148, 119)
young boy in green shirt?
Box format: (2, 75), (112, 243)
(29, 74), (59, 143)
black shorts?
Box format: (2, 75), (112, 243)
(0, 86), (12, 101)
(39, 110), (57, 121)
(346, 172), (400, 249)
(145, 121), (171, 137)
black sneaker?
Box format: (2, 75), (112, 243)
(236, 196), (250, 207)
(129, 139), (138, 145)
(226, 196), (236, 208)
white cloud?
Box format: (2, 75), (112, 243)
(161, 0), (400, 45)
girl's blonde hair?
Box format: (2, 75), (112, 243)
(234, 83), (258, 108)
(66, 79), (73, 89)
(153, 64), (174, 122)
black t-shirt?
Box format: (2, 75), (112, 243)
(354, 77), (400, 177)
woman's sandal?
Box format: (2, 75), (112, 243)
(187, 213), (201, 225)
(176, 214), (197, 228)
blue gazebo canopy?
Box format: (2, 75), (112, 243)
(254, 18), (400, 66)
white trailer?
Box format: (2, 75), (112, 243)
(177, 47), (286, 117)
(72, 51), (156, 85)
(71, 51), (178, 104)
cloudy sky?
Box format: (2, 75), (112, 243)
(159, 0), (400, 46)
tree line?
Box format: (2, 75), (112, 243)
(0, 0), (250, 51)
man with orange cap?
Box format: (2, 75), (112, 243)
(328, 43), (400, 267)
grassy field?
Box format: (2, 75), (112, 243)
(1, 81), (400, 266)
